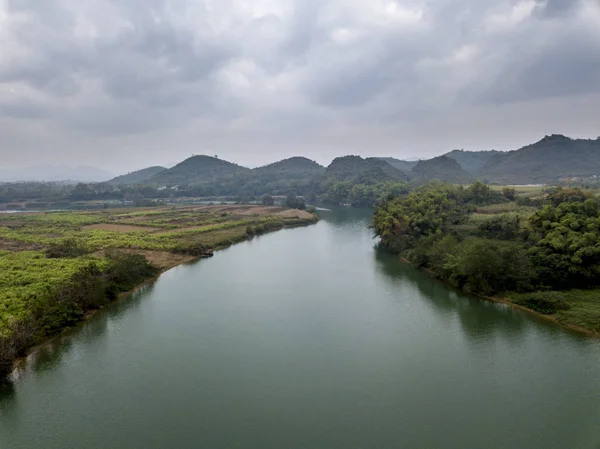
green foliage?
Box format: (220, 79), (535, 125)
(443, 149), (501, 175)
(442, 239), (535, 294)
(149, 155), (249, 186)
(528, 196), (600, 288)
(479, 134), (600, 184)
(502, 187), (516, 201)
(46, 238), (91, 258)
(286, 193), (306, 210)
(372, 183), (493, 252)
(410, 156), (474, 184)
(512, 292), (571, 315)
(546, 186), (592, 206)
(478, 214), (522, 240)
(261, 194), (275, 206)
(109, 166), (166, 185)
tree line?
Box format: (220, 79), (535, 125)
(373, 183), (600, 314)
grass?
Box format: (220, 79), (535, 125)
(510, 290), (600, 334)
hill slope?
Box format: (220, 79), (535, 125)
(326, 156), (409, 183)
(254, 157), (324, 174)
(479, 135), (600, 184)
(443, 150), (501, 175)
(378, 157), (418, 174)
(109, 166), (166, 185)
(410, 156), (474, 184)
(149, 156), (249, 185)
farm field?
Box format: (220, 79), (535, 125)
(0, 205), (318, 378)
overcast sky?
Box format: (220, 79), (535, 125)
(1, 0), (599, 172)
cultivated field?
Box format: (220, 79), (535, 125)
(0, 205), (318, 334)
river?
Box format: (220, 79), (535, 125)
(1, 208), (600, 449)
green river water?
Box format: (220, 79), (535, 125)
(1, 208), (599, 448)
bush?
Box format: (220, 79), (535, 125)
(104, 251), (160, 292)
(443, 238), (535, 295)
(286, 193), (306, 210)
(513, 291), (571, 314)
(46, 238), (91, 258)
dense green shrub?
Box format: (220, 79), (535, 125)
(46, 238), (91, 258)
(513, 292), (571, 314)
(442, 239), (535, 295)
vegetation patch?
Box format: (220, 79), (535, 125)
(373, 183), (600, 335)
(0, 204), (318, 382)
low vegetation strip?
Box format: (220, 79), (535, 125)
(0, 205), (318, 382)
(373, 183), (600, 335)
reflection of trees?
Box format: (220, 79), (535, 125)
(0, 378), (15, 404)
(373, 248), (529, 344)
(2, 281), (156, 389)
(318, 207), (373, 229)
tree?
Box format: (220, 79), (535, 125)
(286, 192), (306, 210)
(261, 194), (274, 206)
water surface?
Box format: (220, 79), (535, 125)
(1, 208), (599, 449)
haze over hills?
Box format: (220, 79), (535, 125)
(478, 135), (600, 184)
(12, 134), (599, 188)
(443, 149), (501, 175)
(410, 156), (474, 184)
(149, 155), (249, 185)
(254, 157), (324, 173)
(325, 156), (409, 183)
(0, 165), (114, 183)
(109, 166), (166, 185)
(377, 158), (418, 174)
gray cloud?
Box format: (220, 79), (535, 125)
(0, 0), (599, 171)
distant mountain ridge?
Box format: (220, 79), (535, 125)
(109, 166), (166, 185)
(255, 157), (324, 173)
(377, 157), (418, 174)
(149, 155), (249, 185)
(410, 156), (474, 184)
(326, 156), (409, 183)
(478, 135), (600, 184)
(104, 134), (600, 189)
(443, 149), (501, 175)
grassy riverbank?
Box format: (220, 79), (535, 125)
(374, 183), (600, 336)
(0, 205), (318, 381)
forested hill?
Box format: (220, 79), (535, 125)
(443, 149), (500, 175)
(149, 155), (249, 185)
(109, 166), (166, 185)
(479, 135), (600, 184)
(377, 157), (418, 174)
(325, 156), (409, 183)
(254, 157), (324, 174)
(410, 156), (474, 184)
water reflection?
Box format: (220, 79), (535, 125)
(317, 207), (372, 229)
(7, 282), (156, 384)
(373, 247), (532, 344)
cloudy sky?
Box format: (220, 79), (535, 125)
(1, 0), (599, 173)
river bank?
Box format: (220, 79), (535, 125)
(399, 256), (600, 338)
(0, 205), (319, 382)
(4, 206), (600, 449)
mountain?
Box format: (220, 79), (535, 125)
(212, 157), (325, 197)
(410, 155), (474, 184)
(378, 157), (418, 174)
(443, 149), (501, 175)
(0, 165), (114, 183)
(479, 135), (600, 184)
(149, 155), (249, 185)
(254, 157), (324, 174)
(109, 166), (166, 185)
(326, 156), (409, 183)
